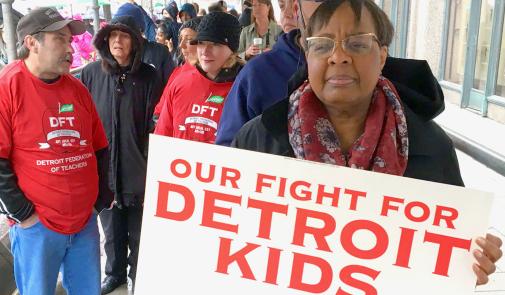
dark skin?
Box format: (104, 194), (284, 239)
(306, 3), (386, 153)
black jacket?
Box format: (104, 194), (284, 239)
(232, 76), (464, 187)
(142, 39), (176, 86)
(81, 21), (163, 206)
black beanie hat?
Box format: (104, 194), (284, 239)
(190, 12), (241, 53)
(179, 16), (202, 35)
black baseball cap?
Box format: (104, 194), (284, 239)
(17, 7), (85, 44)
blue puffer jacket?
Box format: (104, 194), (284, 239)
(216, 29), (304, 146)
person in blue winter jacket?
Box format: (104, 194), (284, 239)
(115, 2), (176, 86)
(118, 2), (156, 42)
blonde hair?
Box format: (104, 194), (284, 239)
(222, 54), (244, 68)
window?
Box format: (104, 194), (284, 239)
(444, 0), (471, 84)
(406, 0), (445, 77)
(378, 0), (406, 57)
(382, 0), (392, 18)
(496, 16), (505, 96)
(473, 0), (494, 90)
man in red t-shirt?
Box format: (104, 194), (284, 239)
(0, 8), (112, 295)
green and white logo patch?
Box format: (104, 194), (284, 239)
(59, 104), (74, 113)
(206, 95), (225, 104)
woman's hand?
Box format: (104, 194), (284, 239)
(166, 39), (174, 53)
(473, 233), (503, 285)
(246, 44), (261, 58)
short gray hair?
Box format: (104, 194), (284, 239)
(17, 32), (45, 60)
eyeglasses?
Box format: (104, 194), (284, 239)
(306, 33), (380, 58)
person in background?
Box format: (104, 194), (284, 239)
(81, 15), (163, 294)
(153, 17), (202, 121)
(155, 20), (174, 52)
(161, 6), (172, 20)
(165, 0), (179, 22)
(238, 0), (282, 60)
(208, 2), (227, 13)
(279, 0), (297, 33)
(218, 0), (228, 11)
(0, 8), (112, 295)
(198, 8), (207, 16)
(238, 0), (252, 27)
(229, 8), (240, 18)
(162, 1), (182, 49)
(179, 3), (197, 23)
(71, 14), (95, 69)
(216, 0), (301, 146)
(231, 0), (502, 287)
(123, 0), (157, 42)
(175, 18), (202, 66)
(82, 17), (95, 35)
(192, 2), (200, 14)
(155, 12), (243, 144)
(115, 2), (176, 86)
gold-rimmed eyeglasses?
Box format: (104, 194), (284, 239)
(306, 33), (381, 58)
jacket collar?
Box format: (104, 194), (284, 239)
(195, 60), (244, 83)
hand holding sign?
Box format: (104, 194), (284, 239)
(473, 233), (503, 285)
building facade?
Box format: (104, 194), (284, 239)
(377, 0), (505, 124)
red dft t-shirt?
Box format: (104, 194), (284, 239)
(154, 65), (233, 143)
(0, 61), (108, 234)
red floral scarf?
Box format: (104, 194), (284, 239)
(288, 76), (408, 176)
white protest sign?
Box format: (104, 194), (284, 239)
(135, 135), (493, 294)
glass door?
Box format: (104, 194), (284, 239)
(468, 0), (495, 111)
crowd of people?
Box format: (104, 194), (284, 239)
(0, 0), (502, 295)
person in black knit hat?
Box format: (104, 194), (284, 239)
(175, 17), (202, 65)
(154, 12), (244, 144)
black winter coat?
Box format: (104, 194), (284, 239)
(142, 39), (176, 86)
(81, 62), (163, 205)
(232, 69), (464, 187)
(82, 22), (163, 206)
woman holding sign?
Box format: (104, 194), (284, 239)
(232, 0), (502, 286)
